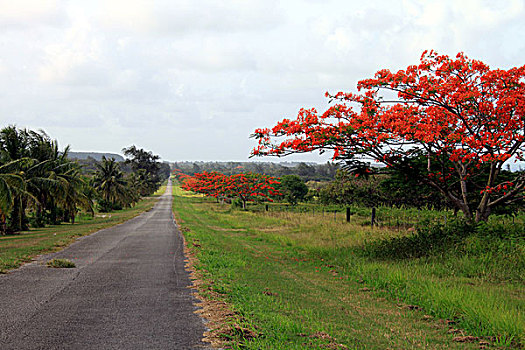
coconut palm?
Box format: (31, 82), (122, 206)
(0, 126), (93, 231)
(0, 127), (33, 231)
(25, 133), (93, 225)
(93, 157), (134, 211)
(0, 159), (29, 234)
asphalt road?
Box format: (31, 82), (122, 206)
(0, 180), (210, 350)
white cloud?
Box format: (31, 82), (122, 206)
(0, 0), (62, 27)
(86, 0), (283, 35)
(38, 17), (102, 83)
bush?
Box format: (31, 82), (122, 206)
(97, 200), (123, 212)
(231, 198), (244, 209)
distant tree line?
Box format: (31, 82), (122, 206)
(172, 161), (339, 181)
(0, 126), (169, 234)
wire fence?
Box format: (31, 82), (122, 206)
(241, 202), (525, 230)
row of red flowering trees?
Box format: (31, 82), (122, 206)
(174, 170), (281, 209)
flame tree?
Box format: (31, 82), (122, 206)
(175, 171), (281, 208)
(253, 51), (525, 222)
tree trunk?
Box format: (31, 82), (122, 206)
(0, 213), (6, 235)
(475, 206), (491, 223)
(35, 203), (45, 227)
(8, 196), (23, 233)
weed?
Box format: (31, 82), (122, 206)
(46, 258), (76, 268)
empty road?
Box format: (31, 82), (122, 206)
(0, 180), (209, 349)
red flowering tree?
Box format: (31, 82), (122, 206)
(222, 172), (281, 209)
(175, 170), (281, 208)
(192, 171), (228, 199)
(253, 51), (525, 222)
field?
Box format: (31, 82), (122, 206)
(0, 186), (165, 273)
(173, 185), (524, 349)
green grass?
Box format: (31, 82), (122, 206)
(173, 186), (524, 349)
(46, 258), (76, 268)
(0, 186), (165, 273)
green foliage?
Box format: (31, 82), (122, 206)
(93, 157), (136, 211)
(379, 162), (450, 210)
(122, 145), (168, 194)
(231, 198), (244, 209)
(279, 175), (308, 205)
(319, 170), (383, 207)
(319, 160), (524, 223)
(0, 126), (94, 233)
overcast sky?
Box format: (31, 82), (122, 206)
(1, 0), (524, 162)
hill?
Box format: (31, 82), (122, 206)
(68, 152), (125, 162)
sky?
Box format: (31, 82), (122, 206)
(1, 0), (524, 162)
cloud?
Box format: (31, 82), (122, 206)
(0, 0), (65, 28)
(38, 17), (102, 83)
(90, 0), (284, 35)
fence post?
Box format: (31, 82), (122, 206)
(346, 207), (351, 222)
(265, 204), (269, 212)
(371, 207), (376, 229)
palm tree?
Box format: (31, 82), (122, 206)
(0, 126), (33, 231)
(0, 159), (28, 234)
(0, 126), (93, 230)
(127, 169), (157, 197)
(26, 134), (94, 225)
(93, 157), (134, 211)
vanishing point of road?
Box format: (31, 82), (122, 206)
(0, 180), (209, 349)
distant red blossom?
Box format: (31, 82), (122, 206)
(174, 170), (281, 208)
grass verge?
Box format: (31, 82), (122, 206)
(0, 187), (164, 273)
(173, 186), (524, 349)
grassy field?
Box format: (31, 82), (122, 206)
(0, 186), (165, 273)
(173, 186), (524, 349)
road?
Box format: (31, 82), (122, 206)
(0, 180), (209, 349)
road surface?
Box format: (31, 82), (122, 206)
(0, 180), (209, 349)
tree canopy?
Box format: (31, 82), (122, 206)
(175, 171), (281, 209)
(279, 175), (308, 205)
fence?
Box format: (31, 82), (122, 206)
(242, 202), (525, 230)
